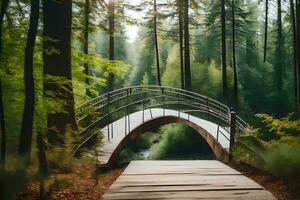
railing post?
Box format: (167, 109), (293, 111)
(217, 125), (220, 142)
(128, 88), (131, 132)
(107, 93), (110, 141)
(162, 87), (165, 116)
(206, 98), (209, 120)
(125, 89), (129, 136)
(125, 115), (127, 136)
(111, 123), (113, 139)
(229, 110), (237, 158)
(128, 109), (131, 133)
(142, 99), (145, 123)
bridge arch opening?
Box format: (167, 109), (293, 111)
(108, 116), (230, 165)
(115, 122), (216, 163)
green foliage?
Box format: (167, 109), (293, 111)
(148, 124), (215, 160)
(72, 48), (130, 104)
(236, 114), (300, 179)
(127, 132), (157, 151)
(116, 148), (144, 163)
(256, 114), (300, 179)
(256, 113), (300, 136)
(264, 138), (300, 179)
(192, 61), (222, 98)
(162, 44), (222, 98)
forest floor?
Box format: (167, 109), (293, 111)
(229, 160), (300, 200)
(18, 160), (300, 200)
(18, 163), (127, 200)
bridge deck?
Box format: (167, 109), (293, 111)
(92, 109), (230, 165)
(102, 160), (276, 200)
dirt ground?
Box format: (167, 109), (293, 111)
(229, 160), (300, 200)
(18, 163), (127, 200)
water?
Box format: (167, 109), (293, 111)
(138, 149), (151, 159)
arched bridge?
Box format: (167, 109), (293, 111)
(74, 85), (249, 165)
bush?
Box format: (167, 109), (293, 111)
(238, 113), (300, 180)
(264, 138), (300, 179)
(148, 124), (215, 160)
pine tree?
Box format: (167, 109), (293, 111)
(221, 0), (227, 99)
(263, 0), (269, 62)
(107, 0), (115, 91)
(184, 0), (191, 91)
(84, 0), (91, 96)
(153, 0), (161, 86)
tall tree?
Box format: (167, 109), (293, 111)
(0, 0), (9, 165)
(107, 0), (115, 91)
(84, 0), (91, 96)
(153, 0), (161, 86)
(178, 0), (184, 89)
(0, 78), (6, 165)
(18, 0), (40, 155)
(183, 0), (191, 91)
(274, 0), (283, 93)
(232, 0), (238, 108)
(43, 0), (78, 144)
(263, 0), (269, 62)
(0, 0), (9, 55)
(296, 0), (300, 106)
(290, 0), (298, 109)
(221, 0), (227, 99)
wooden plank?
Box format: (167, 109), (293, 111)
(103, 190), (276, 200)
(113, 175), (261, 188)
(123, 160), (241, 175)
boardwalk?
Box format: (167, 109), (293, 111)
(102, 160), (276, 200)
(92, 108), (230, 165)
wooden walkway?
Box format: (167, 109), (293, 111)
(102, 160), (276, 200)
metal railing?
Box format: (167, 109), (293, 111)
(75, 85), (250, 153)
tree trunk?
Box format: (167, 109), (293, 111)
(43, 0), (78, 144)
(0, 0), (9, 55)
(0, 0), (9, 166)
(37, 132), (48, 200)
(0, 78), (6, 165)
(232, 0), (238, 109)
(153, 0), (161, 86)
(275, 0), (283, 93)
(84, 0), (91, 96)
(107, 0), (115, 91)
(296, 0), (300, 107)
(178, 0), (184, 89)
(18, 0), (39, 155)
(183, 0), (191, 91)
(290, 0), (298, 110)
(221, 0), (227, 100)
(263, 0), (268, 62)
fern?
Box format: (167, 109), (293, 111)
(256, 113), (300, 136)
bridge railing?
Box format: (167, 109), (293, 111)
(74, 86), (249, 154)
